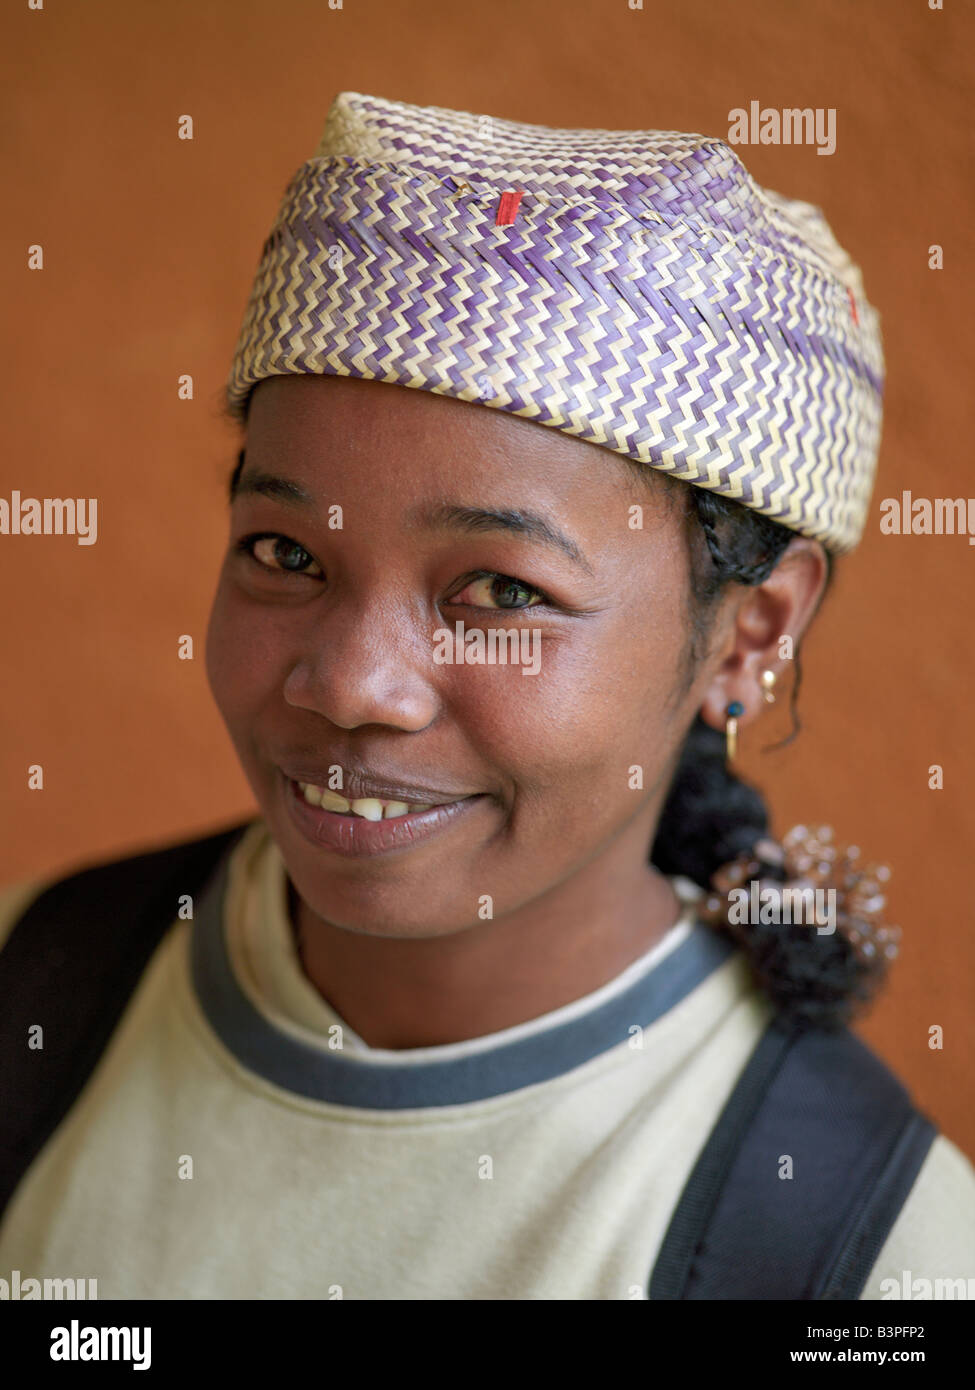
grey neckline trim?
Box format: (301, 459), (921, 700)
(190, 845), (736, 1110)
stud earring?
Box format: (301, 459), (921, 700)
(725, 700), (744, 762)
(760, 669), (777, 705)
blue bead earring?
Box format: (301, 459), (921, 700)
(725, 701), (744, 762)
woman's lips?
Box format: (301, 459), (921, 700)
(281, 773), (487, 858)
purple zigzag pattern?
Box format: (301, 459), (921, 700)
(227, 95), (886, 552)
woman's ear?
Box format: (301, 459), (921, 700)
(697, 537), (830, 734)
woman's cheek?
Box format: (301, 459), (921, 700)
(204, 577), (237, 715)
(443, 634), (579, 753)
(206, 585), (276, 728)
(445, 649), (613, 808)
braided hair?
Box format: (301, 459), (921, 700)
(649, 481), (888, 1030)
(651, 482), (815, 883)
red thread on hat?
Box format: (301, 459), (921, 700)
(848, 288), (859, 325)
(495, 190), (524, 226)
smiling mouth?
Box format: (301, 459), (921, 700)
(296, 781), (455, 821)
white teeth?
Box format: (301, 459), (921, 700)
(299, 783), (351, 812)
(297, 782), (442, 820)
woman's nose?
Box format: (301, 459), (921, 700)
(281, 597), (440, 732)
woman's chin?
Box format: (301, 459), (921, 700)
(284, 871), (483, 941)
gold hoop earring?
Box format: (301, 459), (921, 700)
(725, 701), (744, 762)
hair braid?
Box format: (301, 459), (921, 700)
(650, 485), (888, 1028)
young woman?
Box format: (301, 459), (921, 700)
(1, 91), (973, 1301)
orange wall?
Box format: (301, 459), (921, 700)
(1, 0), (972, 1154)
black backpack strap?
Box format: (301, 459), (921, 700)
(649, 1016), (938, 1300)
(0, 819), (253, 1222)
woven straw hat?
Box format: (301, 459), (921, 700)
(227, 91), (884, 553)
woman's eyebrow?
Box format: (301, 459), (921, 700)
(228, 460), (313, 508)
(413, 500), (594, 575)
(226, 467), (594, 575)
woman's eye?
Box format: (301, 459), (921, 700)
(451, 573), (546, 611)
(237, 533), (323, 578)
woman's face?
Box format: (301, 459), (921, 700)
(206, 373), (718, 938)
